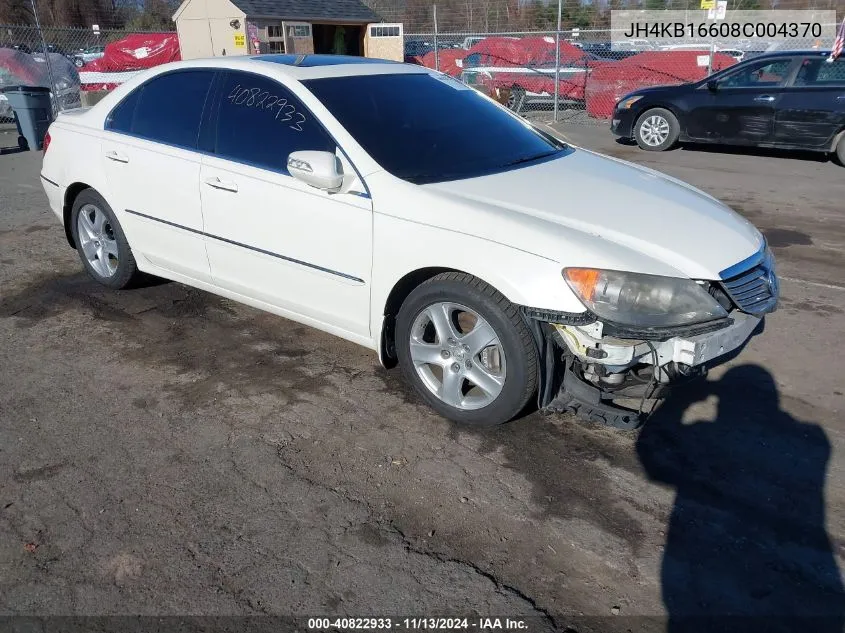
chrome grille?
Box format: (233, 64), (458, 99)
(721, 258), (779, 316)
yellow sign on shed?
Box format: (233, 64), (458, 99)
(234, 34), (246, 48)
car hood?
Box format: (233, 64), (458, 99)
(422, 148), (763, 280)
(629, 83), (694, 95)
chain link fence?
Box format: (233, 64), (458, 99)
(405, 25), (839, 125)
(1, 19), (840, 130)
(1, 24), (176, 124)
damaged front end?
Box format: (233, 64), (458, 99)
(523, 253), (778, 429)
(524, 307), (763, 429)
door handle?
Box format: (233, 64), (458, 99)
(204, 177), (238, 193)
(754, 95), (775, 102)
(836, 95), (845, 100)
(105, 150), (129, 163)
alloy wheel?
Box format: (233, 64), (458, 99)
(409, 302), (507, 410)
(639, 115), (670, 147)
(76, 203), (119, 278)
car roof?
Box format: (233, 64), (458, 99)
(154, 54), (431, 80)
(752, 49), (832, 59)
(75, 53), (437, 131)
(253, 53), (401, 67)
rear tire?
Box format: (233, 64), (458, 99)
(70, 189), (140, 290)
(634, 107), (679, 151)
(396, 272), (537, 426)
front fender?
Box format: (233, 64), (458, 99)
(370, 212), (587, 345)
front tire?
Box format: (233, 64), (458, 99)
(70, 189), (140, 289)
(835, 134), (845, 166)
(507, 85), (526, 112)
(634, 107), (680, 151)
(396, 272), (538, 426)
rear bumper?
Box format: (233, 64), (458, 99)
(40, 173), (64, 222)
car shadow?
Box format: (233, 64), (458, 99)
(615, 137), (638, 147)
(678, 142), (832, 163)
(637, 365), (845, 632)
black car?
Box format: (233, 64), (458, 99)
(610, 50), (845, 164)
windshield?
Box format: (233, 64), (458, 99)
(303, 72), (567, 185)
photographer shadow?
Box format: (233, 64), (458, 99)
(637, 364), (844, 633)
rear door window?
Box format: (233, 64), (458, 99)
(794, 57), (845, 87)
(213, 71), (335, 173)
(105, 70), (214, 149)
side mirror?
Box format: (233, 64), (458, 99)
(287, 151), (343, 192)
(706, 79), (719, 92)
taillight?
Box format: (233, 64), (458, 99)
(42, 131), (51, 153)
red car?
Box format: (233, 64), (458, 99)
(457, 36), (594, 110)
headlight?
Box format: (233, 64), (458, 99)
(563, 268), (728, 328)
(617, 95), (643, 110)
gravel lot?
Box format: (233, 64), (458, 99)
(1, 122), (844, 632)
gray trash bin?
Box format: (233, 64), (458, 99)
(0, 86), (53, 151)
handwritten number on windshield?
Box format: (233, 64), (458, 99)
(227, 84), (306, 131)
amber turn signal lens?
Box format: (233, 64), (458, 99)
(563, 268), (601, 302)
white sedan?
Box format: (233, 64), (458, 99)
(40, 54), (778, 428)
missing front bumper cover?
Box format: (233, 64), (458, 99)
(524, 305), (764, 429)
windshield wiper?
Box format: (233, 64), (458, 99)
(501, 150), (562, 169)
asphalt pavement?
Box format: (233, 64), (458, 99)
(1, 122), (844, 631)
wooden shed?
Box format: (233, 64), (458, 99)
(172, 0), (403, 61)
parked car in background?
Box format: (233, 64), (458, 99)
(580, 42), (639, 60)
(2, 43), (32, 54)
(587, 50), (738, 119)
(31, 43), (73, 61)
(462, 36), (485, 49)
(611, 50), (845, 164)
(613, 39), (655, 52)
(41, 54), (777, 428)
(72, 45), (106, 68)
(717, 48), (745, 62)
(459, 37), (591, 110)
(404, 39), (432, 60)
(659, 43), (744, 62)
